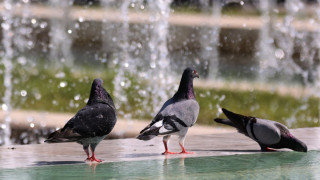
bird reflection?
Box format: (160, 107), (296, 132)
(86, 161), (100, 173)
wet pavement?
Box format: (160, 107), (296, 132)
(0, 127), (319, 169)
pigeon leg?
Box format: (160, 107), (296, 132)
(83, 145), (91, 161)
(260, 144), (277, 152)
(179, 136), (193, 154)
(89, 143), (103, 162)
(162, 135), (177, 155)
(264, 147), (277, 152)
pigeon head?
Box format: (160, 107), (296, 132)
(88, 78), (115, 107)
(184, 67), (199, 79)
(283, 133), (308, 152)
(289, 138), (308, 152)
(173, 67), (199, 100)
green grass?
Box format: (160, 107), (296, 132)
(0, 63), (319, 129)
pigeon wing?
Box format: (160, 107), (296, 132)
(69, 103), (117, 138)
(161, 99), (199, 127)
(249, 119), (282, 145)
(140, 98), (174, 134)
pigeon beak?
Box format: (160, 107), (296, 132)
(194, 72), (199, 78)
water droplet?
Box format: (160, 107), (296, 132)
(74, 23), (80, 29)
(84, 98), (89, 103)
(67, 29), (72, 34)
(138, 90), (146, 96)
(17, 57), (27, 65)
(20, 90), (27, 97)
(1, 124), (6, 129)
(124, 62), (129, 68)
(30, 123), (35, 128)
(31, 19), (37, 24)
(52, 100), (58, 105)
(1, 22), (10, 30)
(120, 81), (125, 87)
(275, 49), (285, 59)
(4, 2), (12, 10)
(78, 17), (84, 22)
(150, 62), (156, 68)
(240, 1), (244, 5)
(69, 100), (74, 108)
(40, 22), (47, 29)
(219, 95), (225, 102)
(55, 72), (65, 78)
(59, 81), (67, 88)
(74, 94), (81, 101)
(2, 104), (8, 111)
(27, 41), (34, 48)
(34, 93), (42, 100)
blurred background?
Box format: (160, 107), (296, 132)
(0, 0), (319, 145)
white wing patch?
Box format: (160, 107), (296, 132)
(153, 120), (163, 128)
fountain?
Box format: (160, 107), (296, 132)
(49, 0), (74, 67)
(258, 0), (320, 126)
(1, 0), (14, 145)
(0, 0), (319, 145)
(200, 0), (221, 79)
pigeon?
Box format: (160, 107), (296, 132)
(137, 67), (200, 154)
(45, 78), (117, 162)
(214, 108), (307, 152)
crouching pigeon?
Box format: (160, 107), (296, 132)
(45, 78), (117, 162)
(137, 67), (200, 154)
(214, 108), (307, 152)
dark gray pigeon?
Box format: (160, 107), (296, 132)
(137, 67), (199, 154)
(45, 78), (117, 162)
(214, 108), (307, 152)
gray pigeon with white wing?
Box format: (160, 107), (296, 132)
(214, 108), (307, 152)
(137, 67), (199, 154)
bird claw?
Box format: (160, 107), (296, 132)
(179, 151), (194, 154)
(162, 151), (178, 155)
(85, 157), (103, 162)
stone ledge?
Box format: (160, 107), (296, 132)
(0, 127), (318, 169)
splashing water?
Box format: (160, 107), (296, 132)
(109, 0), (175, 119)
(200, 0), (221, 79)
(258, 0), (320, 124)
(258, 0), (278, 78)
(1, 0), (14, 145)
(49, 0), (74, 67)
(146, 0), (174, 113)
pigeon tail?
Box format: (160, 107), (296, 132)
(221, 108), (253, 134)
(214, 118), (236, 128)
(45, 128), (81, 143)
(136, 126), (161, 141)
